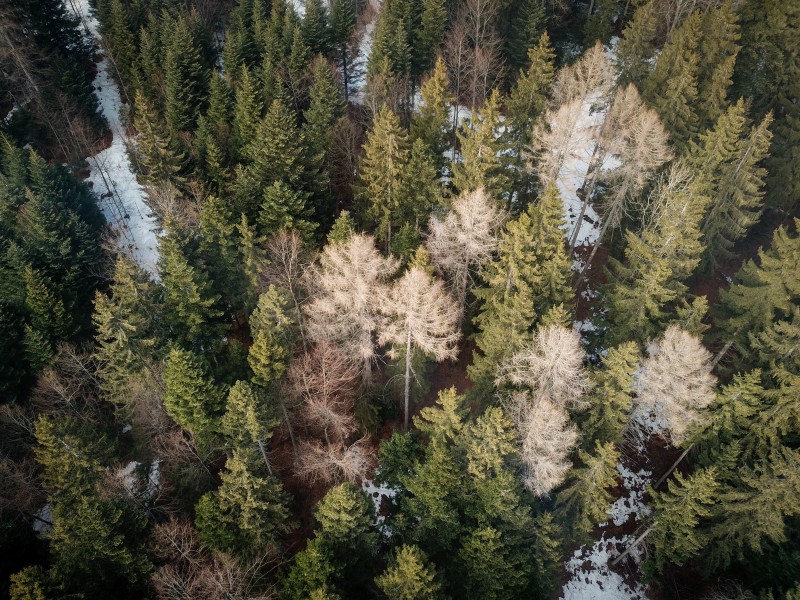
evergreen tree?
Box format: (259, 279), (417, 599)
(614, 0), (658, 88)
(397, 139), (442, 228)
(164, 14), (209, 131)
(133, 90), (185, 186)
(93, 257), (158, 403)
(455, 526), (530, 600)
(195, 450), (290, 557)
(416, 0), (447, 76)
(689, 101), (773, 272)
(283, 537), (339, 599)
(258, 180), (316, 238)
(232, 66), (265, 160)
(583, 0), (620, 45)
(158, 221), (224, 349)
(356, 105), (410, 249)
(237, 214), (268, 315)
(503, 0), (547, 74)
(696, 0), (741, 131)
(642, 12), (702, 151)
(162, 347), (225, 442)
(302, 0), (331, 56)
(304, 57), (345, 167)
(582, 342), (639, 446)
(329, 0), (357, 101)
(198, 195), (247, 313)
(452, 90), (508, 200)
(555, 442), (619, 540)
(410, 57), (452, 175)
(648, 468), (719, 573)
(222, 380), (280, 474)
(375, 544), (444, 600)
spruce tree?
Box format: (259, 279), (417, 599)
(258, 180), (316, 238)
(555, 441), (619, 540)
(232, 66), (265, 160)
(93, 257), (158, 403)
(133, 90), (185, 186)
(452, 90), (509, 200)
(375, 545), (444, 600)
(642, 11), (702, 151)
(198, 195), (246, 313)
(329, 0), (357, 101)
(415, 0), (447, 76)
(195, 449), (290, 557)
(582, 341), (639, 446)
(237, 214), (268, 315)
(164, 14), (209, 131)
(583, 0), (620, 45)
(302, 0), (331, 56)
(503, 0), (547, 74)
(648, 468), (719, 573)
(304, 57), (345, 166)
(356, 105), (410, 249)
(410, 57), (452, 175)
(162, 347), (225, 442)
(397, 139), (442, 229)
(614, 0), (658, 88)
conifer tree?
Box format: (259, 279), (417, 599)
(198, 195), (246, 313)
(648, 468), (719, 572)
(195, 450), (290, 557)
(232, 66), (264, 160)
(416, 0), (447, 76)
(258, 181), (316, 239)
(456, 526), (531, 600)
(614, 0), (658, 88)
(555, 441), (619, 539)
(237, 215), (268, 315)
(717, 221), (800, 355)
(582, 342), (639, 446)
(329, 0), (357, 101)
(93, 257), (158, 403)
(302, 0), (331, 55)
(165, 15), (209, 131)
(304, 57), (345, 167)
(503, 0), (547, 73)
(222, 381), (280, 474)
(375, 544), (444, 600)
(452, 90), (508, 200)
(642, 11), (702, 150)
(163, 347), (225, 442)
(356, 105), (410, 250)
(397, 138), (442, 227)
(158, 221), (223, 349)
(133, 90), (185, 186)
(410, 58), (452, 175)
(583, 0), (620, 45)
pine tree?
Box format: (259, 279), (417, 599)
(195, 450), (290, 557)
(198, 195), (246, 312)
(452, 90), (508, 200)
(410, 57), (452, 175)
(356, 105), (410, 250)
(258, 180), (316, 238)
(503, 0), (547, 73)
(222, 381), (280, 474)
(455, 526), (530, 600)
(163, 347), (225, 441)
(93, 257), (158, 403)
(696, 0), (741, 131)
(303, 57), (345, 167)
(614, 0), (658, 88)
(158, 221), (223, 349)
(375, 545), (444, 600)
(165, 15), (209, 131)
(555, 441), (619, 539)
(648, 468), (719, 572)
(133, 91), (185, 186)
(642, 11), (701, 150)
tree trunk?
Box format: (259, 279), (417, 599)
(279, 399), (296, 454)
(574, 213), (612, 287)
(711, 341), (732, 368)
(611, 525), (653, 566)
(257, 439), (273, 476)
(404, 327), (413, 429)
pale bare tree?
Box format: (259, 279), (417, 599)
(287, 343), (360, 445)
(295, 436), (374, 485)
(530, 96), (588, 187)
(551, 42), (614, 109)
(630, 326), (716, 446)
(380, 267), (461, 428)
(444, 19), (474, 144)
(467, 41), (505, 110)
(263, 230), (313, 348)
(505, 391), (578, 496)
(426, 188), (504, 318)
(305, 234), (398, 382)
(496, 325), (592, 410)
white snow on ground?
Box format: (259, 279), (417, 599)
(115, 459), (162, 501)
(32, 503), (52, 535)
(350, 16), (377, 104)
(561, 535), (649, 600)
(68, 0), (160, 278)
(362, 477), (399, 537)
(607, 463), (653, 527)
(290, 0), (306, 17)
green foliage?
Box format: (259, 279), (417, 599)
(302, 0), (331, 55)
(133, 90), (185, 186)
(222, 380), (280, 471)
(376, 431), (420, 489)
(164, 14), (209, 131)
(163, 347), (225, 442)
(410, 58), (452, 176)
(583, 0), (620, 45)
(555, 442), (619, 540)
(375, 544), (444, 599)
(195, 450), (290, 557)
(614, 1), (658, 88)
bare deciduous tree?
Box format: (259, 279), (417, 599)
(380, 267), (461, 428)
(264, 230), (313, 349)
(551, 42), (614, 108)
(287, 343), (360, 446)
(496, 325), (592, 410)
(294, 436), (374, 485)
(305, 234), (398, 382)
(630, 325), (716, 446)
(426, 188), (503, 318)
(505, 391), (578, 496)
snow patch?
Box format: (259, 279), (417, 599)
(350, 17), (377, 104)
(32, 503), (52, 535)
(608, 463), (652, 527)
(68, 0), (160, 279)
(362, 477), (399, 537)
(561, 535), (650, 600)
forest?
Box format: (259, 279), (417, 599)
(0, 0), (798, 597)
